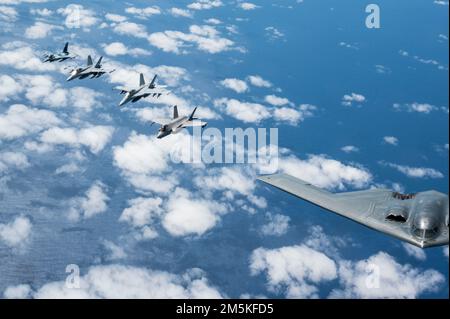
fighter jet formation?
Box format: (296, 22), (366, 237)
(41, 43), (447, 249)
(42, 42), (204, 139)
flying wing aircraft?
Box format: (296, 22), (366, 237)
(115, 74), (170, 106)
(258, 173), (449, 248)
(43, 42), (76, 63)
(152, 105), (208, 139)
(67, 55), (114, 81)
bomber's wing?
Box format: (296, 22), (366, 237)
(257, 173), (437, 248)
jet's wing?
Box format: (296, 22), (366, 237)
(151, 118), (172, 126)
(257, 173), (442, 248)
(114, 86), (132, 93)
(182, 120), (208, 128)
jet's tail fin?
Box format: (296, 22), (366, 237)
(139, 73), (145, 87)
(189, 107), (198, 121)
(95, 56), (103, 68)
(87, 55), (93, 66)
(63, 42), (69, 54)
(149, 75), (157, 88)
(173, 105), (179, 119)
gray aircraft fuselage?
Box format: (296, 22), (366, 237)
(44, 52), (75, 63)
(67, 65), (107, 81)
(157, 116), (190, 139)
(119, 85), (164, 106)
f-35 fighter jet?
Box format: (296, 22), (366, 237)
(258, 173), (449, 248)
(152, 105), (208, 139)
(43, 42), (76, 63)
(67, 55), (113, 81)
(115, 73), (170, 106)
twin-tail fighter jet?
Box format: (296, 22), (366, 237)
(151, 105), (208, 139)
(258, 174), (449, 248)
(115, 73), (170, 106)
(67, 55), (114, 81)
(43, 42), (76, 63)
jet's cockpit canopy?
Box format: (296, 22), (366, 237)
(412, 215), (441, 240)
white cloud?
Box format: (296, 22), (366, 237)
(102, 240), (127, 261)
(273, 104), (316, 125)
(120, 197), (163, 239)
(265, 95), (291, 106)
(57, 4), (98, 30)
(40, 126), (114, 154)
(342, 93), (366, 106)
(250, 245), (337, 298)
(30, 8), (53, 16)
(188, 0), (223, 10)
(220, 78), (248, 93)
(261, 214), (290, 236)
(265, 27), (285, 41)
(103, 42), (151, 57)
(3, 284), (32, 299)
(148, 25), (234, 54)
(105, 13), (126, 22)
(331, 252), (444, 298)
(0, 104), (61, 140)
(30, 265), (224, 298)
(68, 181), (109, 221)
(380, 162), (444, 179)
(170, 8), (192, 18)
(341, 145), (359, 153)
(162, 188), (226, 237)
(113, 132), (203, 194)
(195, 167), (256, 196)
(214, 98), (271, 123)
(239, 2), (259, 10)
(0, 152), (30, 172)
(0, 216), (32, 248)
(0, 42), (57, 72)
(0, 74), (21, 102)
(247, 75), (272, 88)
(0, 5), (17, 21)
(113, 21), (148, 38)
(125, 6), (161, 19)
(383, 136), (399, 146)
(25, 22), (61, 39)
(393, 103), (439, 114)
(272, 154), (373, 190)
(402, 243), (427, 261)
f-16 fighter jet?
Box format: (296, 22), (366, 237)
(67, 56), (113, 81)
(115, 73), (170, 106)
(43, 42), (76, 63)
(152, 105), (208, 139)
(258, 173), (449, 248)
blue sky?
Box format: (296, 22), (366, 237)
(0, 0), (448, 299)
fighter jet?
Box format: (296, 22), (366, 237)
(43, 42), (76, 63)
(67, 55), (113, 81)
(152, 105), (208, 139)
(115, 74), (170, 107)
(258, 173), (449, 248)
